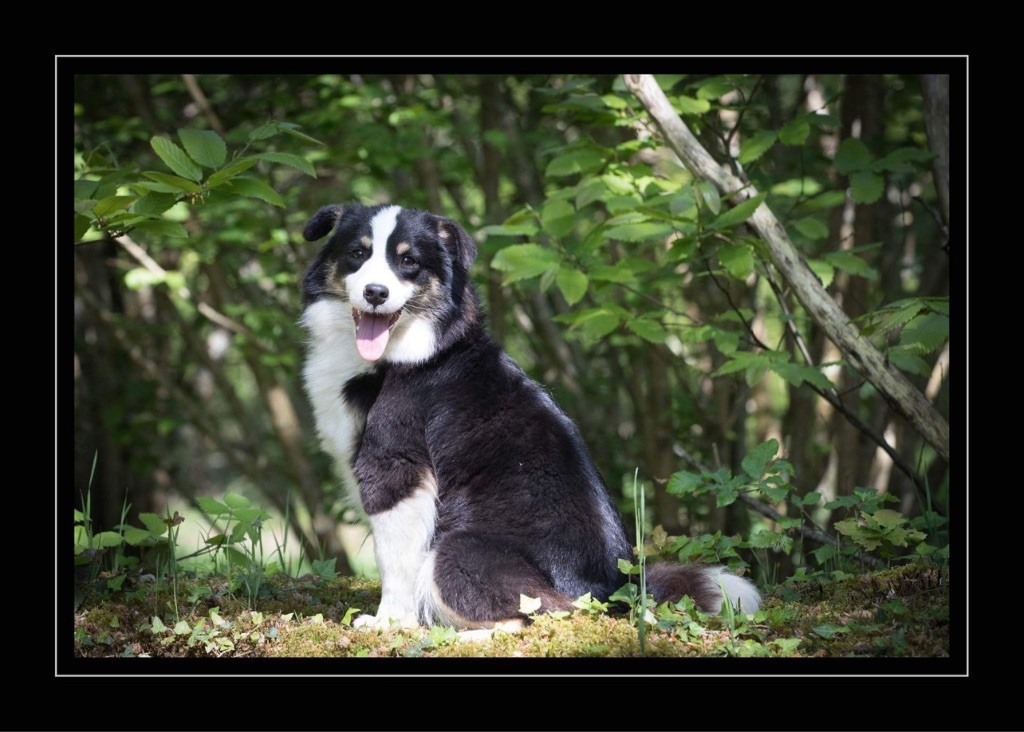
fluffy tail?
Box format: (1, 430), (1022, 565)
(644, 563), (761, 615)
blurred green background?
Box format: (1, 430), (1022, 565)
(73, 73), (950, 581)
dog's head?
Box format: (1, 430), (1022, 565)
(301, 203), (478, 364)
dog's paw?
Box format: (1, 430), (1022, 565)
(352, 612), (419, 631)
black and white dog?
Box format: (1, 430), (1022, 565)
(300, 203), (760, 629)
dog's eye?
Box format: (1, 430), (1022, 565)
(350, 248), (366, 260)
(401, 254), (418, 267)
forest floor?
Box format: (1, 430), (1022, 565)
(73, 561), (948, 658)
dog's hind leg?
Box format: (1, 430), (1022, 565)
(417, 532), (573, 628)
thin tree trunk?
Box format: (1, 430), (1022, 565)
(623, 74), (950, 463)
(920, 75), (950, 227)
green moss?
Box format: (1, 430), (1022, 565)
(74, 562), (949, 659)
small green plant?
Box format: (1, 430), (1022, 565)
(833, 509), (927, 560)
(196, 492), (273, 609)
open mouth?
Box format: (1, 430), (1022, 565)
(352, 308), (402, 362)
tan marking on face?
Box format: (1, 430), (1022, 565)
(437, 224), (450, 239)
(396, 242), (411, 255)
(359, 235), (372, 248)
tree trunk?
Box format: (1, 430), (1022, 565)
(920, 75), (950, 227)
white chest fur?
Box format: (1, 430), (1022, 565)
(301, 297), (439, 628)
(301, 299), (371, 512)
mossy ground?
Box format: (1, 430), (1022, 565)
(73, 562), (948, 658)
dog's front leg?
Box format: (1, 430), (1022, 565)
(352, 482), (437, 630)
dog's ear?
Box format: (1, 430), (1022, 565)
(302, 204), (347, 242)
(437, 218), (479, 271)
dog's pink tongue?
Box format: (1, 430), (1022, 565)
(356, 313), (391, 361)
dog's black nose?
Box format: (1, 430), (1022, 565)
(364, 284), (389, 306)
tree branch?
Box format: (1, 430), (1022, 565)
(181, 74), (226, 136)
(624, 74), (950, 463)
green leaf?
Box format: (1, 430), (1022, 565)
(770, 177), (823, 198)
(793, 216), (829, 240)
(207, 157), (259, 187)
(341, 606), (362, 627)
(710, 193), (766, 231)
(143, 172), (202, 193)
(604, 222), (674, 242)
(742, 439), (779, 479)
(850, 171), (884, 203)
(150, 136), (203, 181)
(673, 95), (711, 115)
(833, 138), (872, 174)
(824, 250), (878, 281)
(697, 181), (721, 215)
(254, 152), (317, 177)
(132, 193), (178, 216)
(801, 491), (822, 505)
(138, 513), (168, 535)
(223, 492), (251, 509)
(133, 220), (188, 239)
(807, 259), (835, 287)
(545, 149), (606, 178)
(121, 526), (154, 545)
(899, 313), (948, 354)
(74, 215), (92, 241)
(888, 345), (931, 377)
(779, 118), (811, 146)
(555, 268), (588, 305)
(94, 531), (123, 548)
(748, 530), (793, 553)
(311, 557), (337, 579)
(718, 243), (754, 280)
(196, 496), (230, 516)
(696, 79), (733, 100)
(178, 128), (227, 169)
(617, 558), (641, 575)
(601, 93), (628, 109)
(873, 147), (936, 173)
(173, 620), (191, 635)
(771, 362), (834, 392)
(771, 637), (802, 653)
(93, 196), (135, 217)
(491, 244), (560, 284)
(738, 131), (777, 165)
(812, 623), (849, 639)
(667, 471), (704, 496)
(869, 508), (905, 529)
(541, 199), (575, 237)
(575, 178), (607, 209)
(577, 310), (621, 340)
(248, 123), (279, 141)
(277, 124), (325, 146)
(150, 616), (167, 634)
(224, 177), (285, 207)
(626, 319), (667, 343)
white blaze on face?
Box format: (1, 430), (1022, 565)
(344, 206), (417, 362)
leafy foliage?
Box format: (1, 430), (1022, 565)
(74, 73), (949, 610)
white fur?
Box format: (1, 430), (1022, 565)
(346, 205), (414, 315)
(300, 299), (371, 512)
(705, 566), (762, 614)
(384, 314), (438, 365)
(353, 476), (438, 630)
